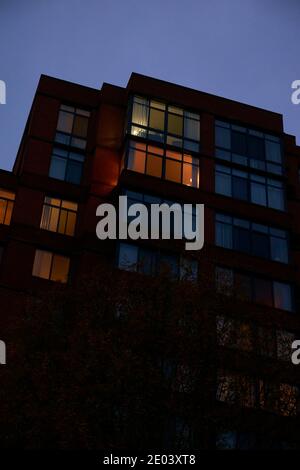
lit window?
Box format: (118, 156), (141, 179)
(0, 189), (15, 226)
(129, 96), (200, 153)
(55, 104), (90, 150)
(40, 197), (78, 236)
(49, 147), (85, 184)
(126, 140), (199, 188)
(32, 249), (70, 283)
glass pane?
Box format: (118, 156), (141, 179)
(183, 163), (199, 188)
(32, 250), (52, 280)
(252, 232), (269, 258)
(215, 126), (231, 149)
(49, 156), (67, 181)
(55, 133), (71, 146)
(277, 330), (295, 361)
(131, 125), (147, 138)
(51, 255), (70, 283)
(58, 209), (68, 234)
(184, 117), (200, 141)
(248, 135), (265, 160)
(132, 101), (149, 127)
(65, 211), (77, 236)
(40, 205), (59, 232)
(232, 131), (247, 155)
(271, 237), (288, 263)
(4, 201), (13, 225)
(166, 149), (182, 161)
(251, 182), (266, 206)
(216, 222), (232, 249)
(118, 243), (138, 271)
(180, 257), (198, 281)
(233, 227), (250, 253)
(215, 172), (231, 196)
(165, 159), (181, 183)
(149, 108), (164, 131)
(146, 154), (162, 178)
(57, 111), (73, 133)
(216, 267), (234, 294)
(265, 140), (282, 163)
(61, 200), (78, 211)
(273, 282), (292, 311)
(71, 136), (87, 149)
(138, 248), (156, 275)
(235, 273), (252, 301)
(232, 176), (248, 200)
(268, 187), (284, 210)
(128, 149), (146, 173)
(168, 113), (183, 136)
(254, 278), (273, 306)
(159, 253), (179, 278)
(66, 161), (83, 184)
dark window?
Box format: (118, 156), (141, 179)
(232, 175), (248, 200)
(252, 231), (269, 258)
(254, 278), (273, 306)
(233, 226), (251, 253)
(215, 165), (285, 211)
(49, 147), (85, 185)
(232, 131), (247, 155)
(215, 121), (283, 175)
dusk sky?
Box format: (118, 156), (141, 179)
(0, 0), (300, 171)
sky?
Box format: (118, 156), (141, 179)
(0, 0), (300, 171)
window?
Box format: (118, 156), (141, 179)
(215, 266), (293, 311)
(55, 104), (90, 150)
(215, 120), (283, 175)
(117, 243), (197, 281)
(215, 213), (289, 263)
(40, 197), (78, 236)
(49, 147), (85, 184)
(125, 189), (197, 237)
(129, 95), (200, 153)
(126, 140), (200, 188)
(0, 188), (15, 226)
(216, 431), (257, 450)
(217, 371), (299, 416)
(32, 249), (70, 283)
(215, 164), (285, 210)
(277, 330), (296, 362)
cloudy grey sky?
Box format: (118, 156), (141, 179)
(0, 0), (299, 171)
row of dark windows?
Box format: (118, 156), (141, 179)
(217, 370), (299, 417)
(216, 266), (293, 312)
(215, 213), (289, 263)
(215, 120), (283, 175)
(217, 314), (297, 362)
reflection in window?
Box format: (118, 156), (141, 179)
(49, 147), (85, 184)
(126, 140), (199, 188)
(215, 164), (285, 211)
(0, 189), (15, 226)
(129, 96), (200, 152)
(32, 249), (70, 283)
(55, 104), (90, 150)
(215, 120), (283, 175)
(40, 197), (78, 236)
(117, 242), (197, 281)
(215, 266), (293, 311)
